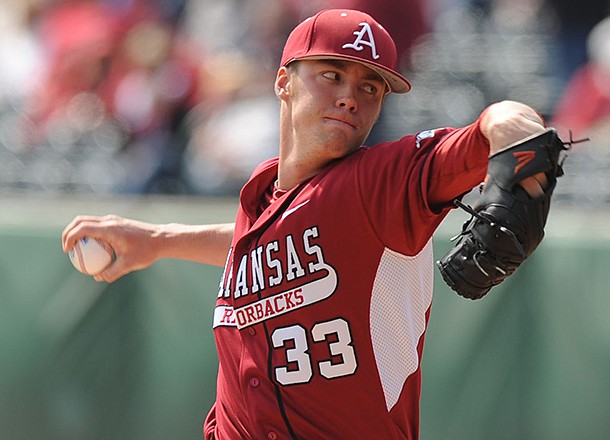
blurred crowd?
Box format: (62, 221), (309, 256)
(0, 0), (609, 203)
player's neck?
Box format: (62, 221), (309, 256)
(277, 147), (331, 191)
(277, 115), (338, 190)
(277, 158), (319, 191)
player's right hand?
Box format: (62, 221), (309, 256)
(62, 215), (161, 283)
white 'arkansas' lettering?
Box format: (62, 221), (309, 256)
(217, 247), (233, 298)
(251, 246), (265, 293)
(304, 227), (324, 272)
(285, 235), (305, 281)
(234, 253), (249, 298)
(266, 240), (282, 287)
(217, 226), (329, 300)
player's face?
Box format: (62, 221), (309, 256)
(279, 59), (386, 159)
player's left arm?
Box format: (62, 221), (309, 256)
(425, 101), (547, 208)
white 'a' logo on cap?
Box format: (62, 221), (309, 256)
(342, 22), (380, 60)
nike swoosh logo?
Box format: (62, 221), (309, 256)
(281, 199), (310, 220)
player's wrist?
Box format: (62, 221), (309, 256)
(148, 223), (182, 261)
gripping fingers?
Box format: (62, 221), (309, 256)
(62, 215), (123, 252)
(62, 216), (104, 251)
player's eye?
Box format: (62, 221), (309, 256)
(322, 71), (341, 81)
(362, 84), (378, 95)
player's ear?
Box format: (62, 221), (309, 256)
(275, 66), (291, 101)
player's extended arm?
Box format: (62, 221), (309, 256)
(62, 215), (234, 283)
(437, 101), (574, 299)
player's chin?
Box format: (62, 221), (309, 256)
(324, 139), (361, 159)
(323, 131), (365, 155)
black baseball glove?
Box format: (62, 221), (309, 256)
(436, 128), (578, 300)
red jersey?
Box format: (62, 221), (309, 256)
(204, 120), (490, 440)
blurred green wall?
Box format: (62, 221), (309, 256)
(1, 195), (609, 440)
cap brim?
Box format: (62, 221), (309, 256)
(287, 54), (411, 94)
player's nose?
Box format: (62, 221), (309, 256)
(336, 92), (358, 113)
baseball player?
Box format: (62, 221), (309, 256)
(62, 9), (570, 440)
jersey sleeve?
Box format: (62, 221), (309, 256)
(424, 116), (490, 206)
(354, 116), (489, 255)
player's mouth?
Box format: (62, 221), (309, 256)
(324, 117), (357, 130)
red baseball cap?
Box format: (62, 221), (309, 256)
(280, 9), (411, 94)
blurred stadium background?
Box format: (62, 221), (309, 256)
(1, 0), (610, 439)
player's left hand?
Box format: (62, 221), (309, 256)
(437, 128), (568, 299)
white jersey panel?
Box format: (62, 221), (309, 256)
(370, 241), (434, 411)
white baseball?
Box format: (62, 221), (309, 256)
(68, 237), (114, 276)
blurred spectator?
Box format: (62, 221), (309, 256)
(546, 0), (610, 85)
(0, 0), (44, 107)
(549, 16), (610, 206)
(180, 0), (291, 195)
(182, 0), (297, 71)
(27, 0), (119, 143)
(552, 16), (610, 139)
(19, 0), (204, 193)
(101, 0), (202, 193)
